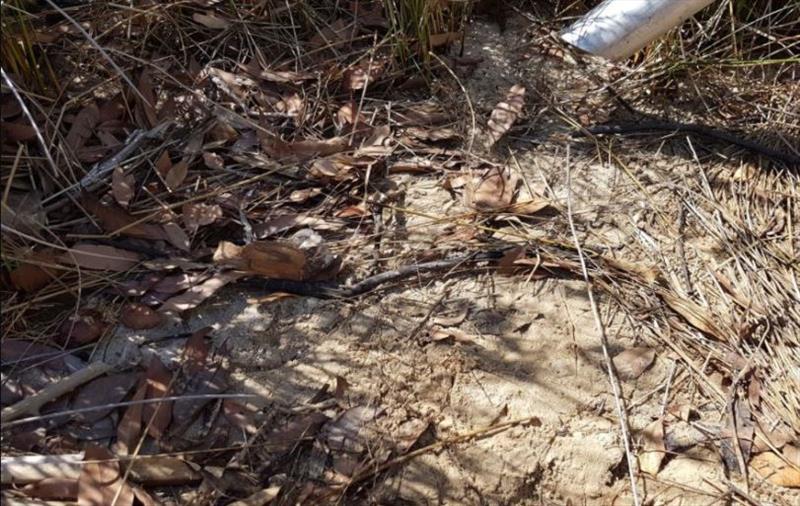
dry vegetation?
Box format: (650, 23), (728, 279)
(1, 0), (798, 505)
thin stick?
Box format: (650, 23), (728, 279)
(2, 393), (258, 429)
(564, 145), (641, 506)
(1, 361), (113, 423)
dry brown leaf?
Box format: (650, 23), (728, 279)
(61, 244), (140, 272)
(77, 446), (134, 506)
(486, 84), (525, 147)
(309, 18), (350, 51)
(96, 129), (120, 149)
(395, 418), (430, 453)
(193, 12), (231, 30)
(312, 153), (378, 181)
(308, 154), (358, 181)
(497, 246), (526, 276)
(261, 134), (350, 161)
(660, 290), (727, 341)
(125, 456), (200, 486)
(713, 270), (768, 317)
(158, 270), (244, 314)
(183, 327), (212, 374)
(605, 257), (660, 285)
(165, 158), (189, 189)
(432, 306), (469, 327)
(359, 124), (392, 153)
(115, 379), (146, 455)
(214, 241), (307, 280)
(183, 202), (223, 229)
(753, 423), (797, 453)
(72, 372), (139, 423)
(2, 121), (37, 141)
(506, 199), (555, 216)
(322, 405), (382, 456)
(59, 309), (107, 346)
(111, 167), (135, 207)
(335, 103), (366, 129)
(335, 203), (369, 218)
(131, 485), (160, 506)
(639, 419), (666, 475)
(163, 221), (190, 251)
(22, 477), (78, 500)
(208, 120), (239, 142)
(65, 103), (99, 153)
(98, 96), (125, 123)
(142, 357), (172, 440)
(202, 151), (224, 170)
(751, 445), (800, 488)
(428, 31), (461, 48)
(402, 126), (460, 142)
(155, 150), (172, 178)
(82, 192), (167, 240)
(430, 326), (474, 344)
(276, 93), (305, 120)
(289, 188), (322, 203)
(9, 249), (60, 292)
(253, 214), (334, 239)
(345, 62), (384, 91)
(228, 486), (281, 506)
(466, 165), (519, 210)
(613, 347), (656, 380)
(120, 303), (163, 330)
(206, 67), (255, 102)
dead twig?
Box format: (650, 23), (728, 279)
(564, 145), (641, 506)
(1, 361), (113, 423)
(2, 393), (257, 430)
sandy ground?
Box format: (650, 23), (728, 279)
(107, 16), (798, 506)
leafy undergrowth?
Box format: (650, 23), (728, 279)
(1, 1), (799, 504)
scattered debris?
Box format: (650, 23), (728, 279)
(1, 2), (798, 505)
(613, 347), (656, 380)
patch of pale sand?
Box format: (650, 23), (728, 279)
(102, 16), (767, 505)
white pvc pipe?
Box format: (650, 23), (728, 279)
(560, 0), (718, 60)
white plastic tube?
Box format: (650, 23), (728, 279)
(560, 0), (718, 60)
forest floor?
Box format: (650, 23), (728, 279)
(2, 2), (799, 505)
